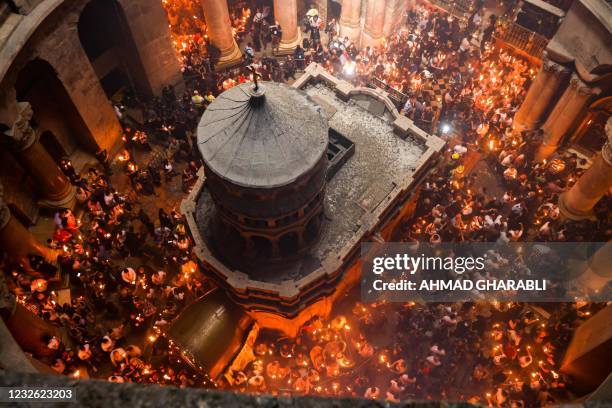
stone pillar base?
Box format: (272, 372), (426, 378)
(276, 30), (302, 56)
(513, 120), (540, 133)
(360, 30), (383, 49)
(0, 216), (57, 263)
(215, 44), (243, 70)
(535, 139), (558, 162)
(38, 185), (77, 210)
(558, 192), (596, 221)
(5, 304), (61, 357)
(339, 22), (361, 45)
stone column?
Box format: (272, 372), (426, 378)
(560, 305), (612, 394)
(316, 0), (328, 23)
(271, 238), (280, 258)
(38, 24), (123, 154)
(1, 272), (61, 361)
(362, 0), (386, 48)
(11, 0), (40, 15)
(339, 0), (362, 44)
(117, 0), (184, 95)
(513, 56), (571, 131)
(0, 273), (38, 374)
(201, 0), (242, 69)
(5, 103), (75, 208)
(0, 182), (55, 262)
(568, 242), (612, 293)
(558, 118), (612, 220)
(274, 0), (302, 54)
(382, 0), (402, 37)
(536, 74), (600, 160)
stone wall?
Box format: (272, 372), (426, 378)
(0, 0), (122, 154)
(11, 0), (44, 15)
(117, 0), (183, 95)
(546, 0), (612, 82)
(0, 370), (477, 407)
(1, 0), (184, 154)
(0, 0), (183, 218)
(340, 0), (412, 48)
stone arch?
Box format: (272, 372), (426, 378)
(305, 212), (323, 243)
(327, 0), (342, 21)
(78, 0), (151, 98)
(251, 235), (273, 259)
(226, 225), (247, 254)
(15, 58), (98, 154)
(570, 96), (612, 154)
(39, 131), (67, 164)
(279, 231), (299, 256)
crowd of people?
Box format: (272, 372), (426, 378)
(1, 0), (609, 406)
(5, 119), (215, 385)
(224, 297), (602, 406)
(3, 24), (219, 384)
(403, 129), (610, 247)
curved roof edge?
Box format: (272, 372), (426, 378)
(0, 0), (64, 85)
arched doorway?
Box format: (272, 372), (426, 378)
(305, 212), (322, 243)
(569, 96), (612, 156)
(39, 131), (67, 163)
(279, 231), (299, 255)
(78, 0), (150, 99)
(251, 235), (273, 258)
(225, 225), (247, 254)
(328, 0), (341, 20)
(15, 59), (97, 156)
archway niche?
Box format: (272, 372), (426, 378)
(251, 236), (273, 259)
(305, 213), (322, 244)
(279, 232), (299, 256)
(570, 96), (612, 155)
(225, 225), (247, 254)
(15, 59), (98, 156)
(328, 0), (342, 20)
(78, 0), (151, 99)
(39, 131), (67, 163)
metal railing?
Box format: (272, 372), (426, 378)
(544, 0), (573, 11)
(494, 21), (549, 60)
(369, 77), (408, 110)
(427, 0), (474, 17)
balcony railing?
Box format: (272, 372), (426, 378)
(543, 0), (573, 11)
(427, 0), (474, 17)
(369, 77), (408, 110)
(494, 21), (549, 60)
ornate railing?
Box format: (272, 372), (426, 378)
(494, 21), (549, 60)
(369, 77), (408, 109)
(544, 0), (573, 11)
(427, 0), (474, 17)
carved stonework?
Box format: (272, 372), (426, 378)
(603, 117), (612, 166)
(0, 270), (17, 319)
(0, 182), (10, 231)
(542, 57), (571, 77)
(0, 181), (17, 316)
(567, 74), (600, 97)
(12, 0), (40, 15)
(4, 102), (37, 151)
